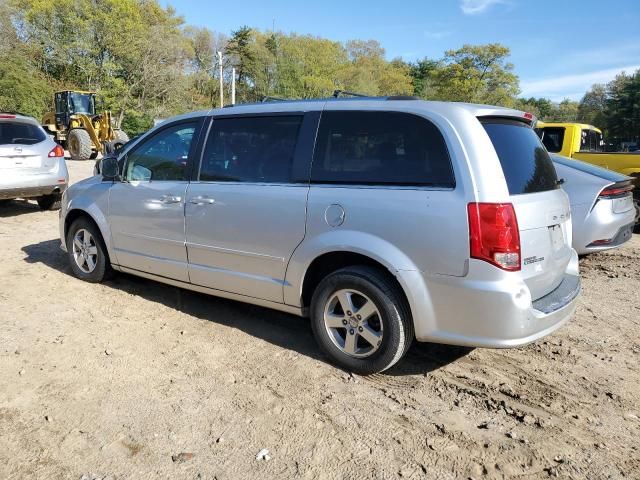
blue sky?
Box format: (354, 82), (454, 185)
(162, 0), (640, 101)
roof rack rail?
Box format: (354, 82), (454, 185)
(386, 95), (420, 101)
(261, 95), (289, 103)
(332, 90), (370, 98)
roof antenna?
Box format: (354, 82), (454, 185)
(332, 90), (369, 98)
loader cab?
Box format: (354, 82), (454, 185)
(54, 91), (96, 127)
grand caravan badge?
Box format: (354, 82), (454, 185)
(523, 256), (545, 266)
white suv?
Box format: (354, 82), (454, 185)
(0, 113), (68, 210)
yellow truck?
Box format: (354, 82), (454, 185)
(535, 122), (640, 220)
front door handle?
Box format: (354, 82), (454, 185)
(189, 195), (216, 205)
(160, 194), (182, 204)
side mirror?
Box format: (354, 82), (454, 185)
(101, 156), (120, 181)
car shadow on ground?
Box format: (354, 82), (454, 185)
(0, 199), (42, 218)
(22, 238), (472, 376)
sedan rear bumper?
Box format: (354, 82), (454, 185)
(0, 184), (67, 200)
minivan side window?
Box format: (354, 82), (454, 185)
(199, 116), (303, 183)
(310, 111), (455, 187)
(125, 123), (197, 182)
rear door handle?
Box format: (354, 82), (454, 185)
(189, 195), (215, 205)
(160, 194), (182, 204)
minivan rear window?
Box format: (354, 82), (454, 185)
(482, 118), (558, 195)
(0, 121), (46, 145)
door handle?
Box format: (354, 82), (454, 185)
(189, 195), (216, 205)
(159, 194), (182, 204)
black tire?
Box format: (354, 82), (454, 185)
(66, 217), (112, 283)
(310, 265), (414, 375)
(114, 129), (129, 143)
(68, 129), (93, 160)
(37, 194), (62, 211)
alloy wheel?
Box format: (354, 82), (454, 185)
(323, 289), (383, 358)
(72, 228), (98, 273)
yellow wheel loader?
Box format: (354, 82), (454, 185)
(42, 91), (129, 160)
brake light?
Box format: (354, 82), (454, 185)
(598, 184), (634, 199)
(48, 145), (65, 158)
(0, 114), (16, 119)
(468, 203), (521, 271)
(523, 112), (534, 120)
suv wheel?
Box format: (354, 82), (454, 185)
(310, 266), (414, 375)
(66, 218), (111, 282)
(37, 194), (62, 211)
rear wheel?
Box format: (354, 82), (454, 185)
(310, 266), (414, 375)
(68, 129), (93, 160)
(37, 194), (62, 211)
(66, 217), (111, 282)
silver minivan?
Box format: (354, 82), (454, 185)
(60, 98), (580, 374)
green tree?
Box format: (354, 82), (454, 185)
(409, 58), (440, 99)
(431, 43), (519, 106)
(577, 84), (607, 127)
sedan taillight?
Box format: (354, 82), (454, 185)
(48, 145), (65, 158)
(468, 203), (521, 271)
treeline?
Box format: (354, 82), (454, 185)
(0, 0), (638, 142)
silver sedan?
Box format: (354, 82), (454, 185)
(0, 113), (68, 210)
(553, 154), (636, 255)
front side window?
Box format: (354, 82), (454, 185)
(535, 127), (565, 153)
(311, 111), (455, 187)
(199, 116), (302, 183)
(125, 123), (196, 181)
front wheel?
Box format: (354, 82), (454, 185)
(310, 266), (414, 375)
(66, 217), (112, 282)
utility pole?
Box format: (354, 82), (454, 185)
(217, 51), (223, 108)
(231, 68), (236, 105)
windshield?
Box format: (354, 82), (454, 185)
(69, 93), (95, 115)
(482, 118), (559, 195)
(0, 121), (47, 145)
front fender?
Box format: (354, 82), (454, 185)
(63, 182), (116, 263)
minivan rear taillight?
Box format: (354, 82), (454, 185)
(468, 203), (521, 271)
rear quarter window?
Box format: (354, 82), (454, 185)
(482, 119), (558, 195)
(0, 121), (47, 145)
(311, 111), (455, 187)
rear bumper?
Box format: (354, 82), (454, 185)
(402, 250), (580, 348)
(573, 198), (636, 254)
(0, 183), (67, 200)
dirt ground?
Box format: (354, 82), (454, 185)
(1, 160), (639, 480)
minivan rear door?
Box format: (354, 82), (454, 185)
(481, 118), (574, 300)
